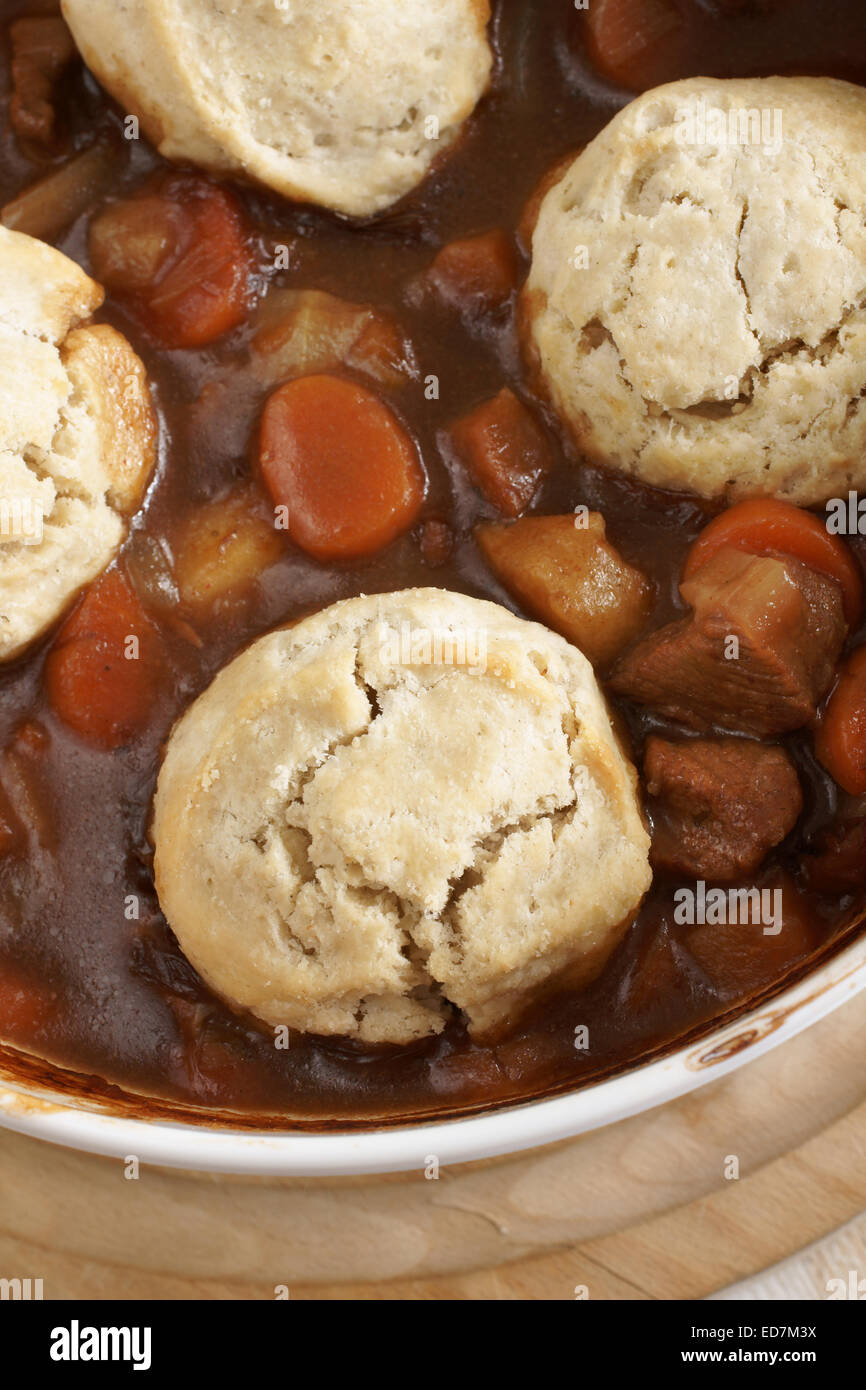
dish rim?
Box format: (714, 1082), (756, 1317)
(1, 928), (864, 1176)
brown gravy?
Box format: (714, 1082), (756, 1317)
(1, 0), (865, 1125)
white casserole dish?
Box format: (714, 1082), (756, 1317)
(1, 926), (864, 1177)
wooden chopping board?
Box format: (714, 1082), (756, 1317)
(1, 987), (865, 1300)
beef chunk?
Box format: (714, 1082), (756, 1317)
(644, 735), (803, 881)
(803, 812), (866, 893)
(10, 18), (76, 148)
(684, 873), (816, 995)
(611, 548), (847, 735)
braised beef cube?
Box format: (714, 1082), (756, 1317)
(10, 18), (76, 147)
(450, 389), (552, 517)
(684, 874), (816, 995)
(611, 548), (847, 736)
(645, 735), (802, 881)
(616, 918), (706, 1018)
(477, 512), (654, 670)
(804, 813), (866, 893)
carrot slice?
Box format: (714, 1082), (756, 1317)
(90, 178), (253, 348)
(585, 0), (683, 91)
(815, 645), (866, 795)
(45, 570), (167, 749)
(683, 499), (863, 627)
(423, 230), (518, 314)
(450, 389), (552, 517)
(259, 375), (426, 563)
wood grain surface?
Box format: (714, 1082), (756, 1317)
(1, 987), (865, 1300)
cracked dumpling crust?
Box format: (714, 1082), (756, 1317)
(152, 590), (651, 1043)
(0, 225), (156, 661)
(61, 0), (493, 219)
(523, 77), (866, 504)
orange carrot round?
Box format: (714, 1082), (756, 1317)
(259, 374), (426, 563)
(585, 0), (682, 91)
(45, 570), (166, 749)
(815, 645), (866, 795)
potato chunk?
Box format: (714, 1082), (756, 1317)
(250, 289), (414, 389)
(173, 487), (285, 610)
(476, 512), (653, 669)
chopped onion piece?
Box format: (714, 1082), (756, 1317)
(124, 534), (180, 615)
(1, 140), (122, 242)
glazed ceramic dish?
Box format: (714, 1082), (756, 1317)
(2, 0), (866, 1174)
(1, 927), (864, 1175)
